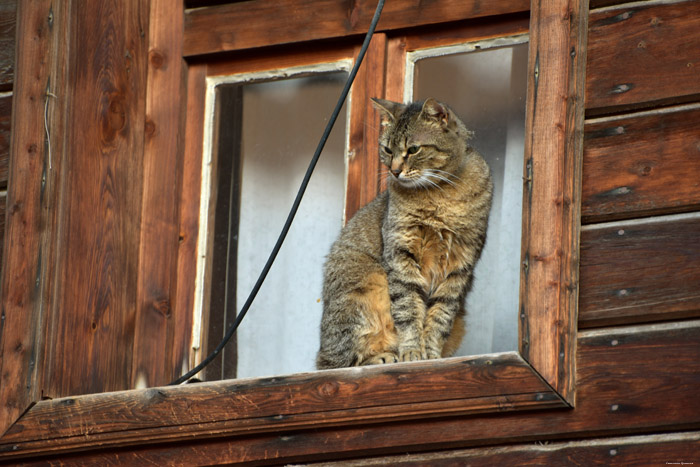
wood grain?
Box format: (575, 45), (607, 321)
(579, 213), (700, 328)
(173, 63), (207, 378)
(131, 0), (186, 390)
(586, 0), (700, 114)
(0, 92), (10, 187)
(307, 432), (700, 466)
(519, 0), (588, 404)
(2, 321), (698, 464)
(582, 104), (700, 223)
(0, 0), (70, 438)
(345, 33), (386, 221)
(0, 0), (16, 90)
(183, 0), (530, 58)
(39, 0), (150, 398)
(0, 353), (562, 458)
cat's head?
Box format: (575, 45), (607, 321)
(371, 98), (473, 190)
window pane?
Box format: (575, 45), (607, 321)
(413, 41), (528, 355)
(211, 72), (348, 379)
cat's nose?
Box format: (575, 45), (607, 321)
(391, 168), (402, 178)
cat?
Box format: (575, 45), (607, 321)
(316, 98), (493, 369)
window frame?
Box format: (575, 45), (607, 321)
(0, 0), (588, 459)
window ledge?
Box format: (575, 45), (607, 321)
(0, 352), (567, 459)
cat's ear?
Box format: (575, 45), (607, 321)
(421, 98), (450, 127)
(371, 98), (401, 127)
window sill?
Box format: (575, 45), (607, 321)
(0, 352), (566, 459)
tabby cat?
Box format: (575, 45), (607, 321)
(316, 98), (493, 369)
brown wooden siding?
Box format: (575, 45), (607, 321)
(585, 0), (700, 115)
(579, 0), (700, 330)
(0, 0), (16, 276)
(582, 105), (700, 223)
(2, 321), (698, 463)
(1, 0), (700, 463)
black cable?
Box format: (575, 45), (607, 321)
(170, 0), (385, 385)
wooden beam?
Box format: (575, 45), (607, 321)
(0, 0), (70, 437)
(344, 33), (386, 221)
(131, 0), (186, 390)
(37, 0), (151, 398)
(0, 352), (561, 458)
(519, 0), (588, 404)
(172, 63), (207, 377)
(183, 0), (530, 58)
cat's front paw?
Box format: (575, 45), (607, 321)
(363, 352), (399, 365)
(399, 348), (424, 362)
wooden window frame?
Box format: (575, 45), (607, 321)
(0, 0), (588, 460)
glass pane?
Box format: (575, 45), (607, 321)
(413, 41), (528, 355)
(211, 72), (348, 380)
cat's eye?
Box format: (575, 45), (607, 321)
(382, 145), (393, 155)
(407, 145), (421, 155)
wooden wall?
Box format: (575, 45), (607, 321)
(0, 0), (15, 269)
(0, 0), (699, 464)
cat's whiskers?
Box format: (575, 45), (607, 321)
(432, 168), (463, 181)
(422, 171), (454, 190)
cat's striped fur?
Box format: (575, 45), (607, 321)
(316, 98), (492, 369)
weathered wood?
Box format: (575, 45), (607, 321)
(519, 0), (588, 404)
(0, 0), (16, 90)
(0, 0), (70, 438)
(0, 92), (10, 187)
(0, 191), (5, 272)
(400, 12), (530, 52)
(582, 104), (700, 223)
(204, 84), (242, 381)
(309, 432), (700, 466)
(579, 213), (700, 328)
(38, 0), (150, 398)
(0, 353), (563, 458)
(586, 0), (700, 114)
(345, 33), (386, 221)
(2, 321), (698, 464)
(131, 0), (186, 390)
(183, 0), (530, 58)
(172, 63), (207, 378)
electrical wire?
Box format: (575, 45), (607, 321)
(170, 0), (385, 385)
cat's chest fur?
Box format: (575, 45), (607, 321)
(387, 196), (478, 292)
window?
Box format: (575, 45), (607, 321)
(2, 0), (588, 459)
(196, 30), (532, 379)
(199, 67), (350, 380)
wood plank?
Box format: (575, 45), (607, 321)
(0, 0), (16, 90)
(38, 0), (150, 398)
(579, 213), (700, 328)
(344, 33), (386, 221)
(586, 0), (700, 114)
(0, 92), (10, 187)
(0, 353), (562, 458)
(183, 0), (530, 58)
(519, 0), (588, 404)
(583, 104), (700, 223)
(131, 0), (186, 390)
(2, 321), (698, 463)
(172, 63), (207, 378)
(0, 190), (5, 275)
(0, 0), (70, 438)
(401, 12), (529, 52)
(307, 432), (700, 465)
